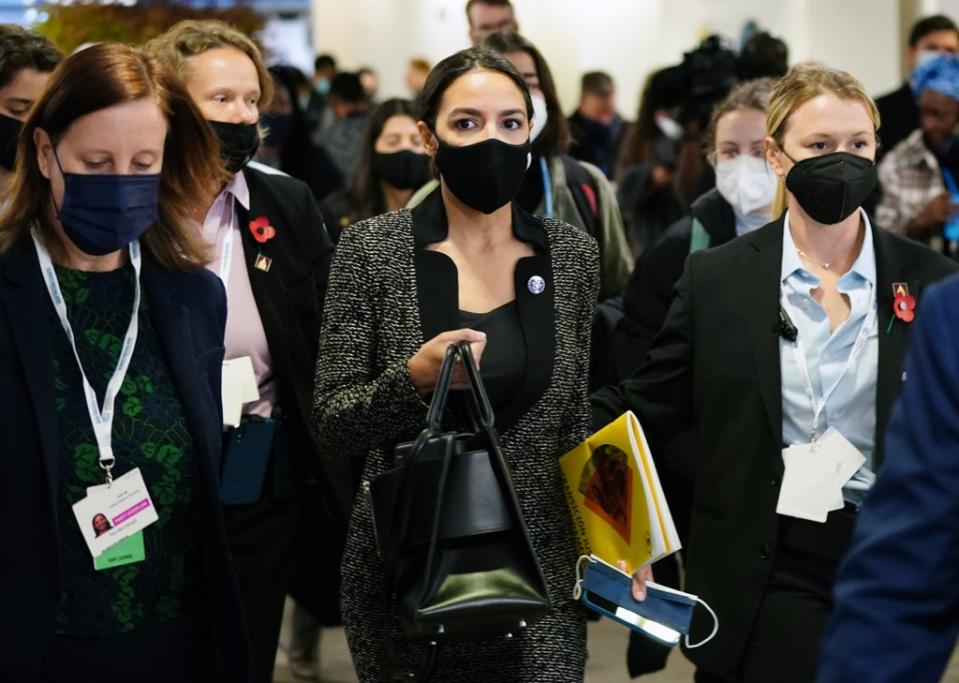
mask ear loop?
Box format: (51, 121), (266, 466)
(684, 596), (719, 649)
(571, 555), (592, 601)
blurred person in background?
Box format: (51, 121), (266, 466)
(357, 66), (379, 104)
(320, 98), (428, 243)
(0, 25), (61, 197)
(876, 54), (959, 258)
(615, 68), (687, 254)
(261, 65), (343, 201)
(875, 14), (959, 160)
(568, 70), (628, 179)
(466, 0), (518, 44)
(406, 57), (431, 98)
(737, 31), (789, 80)
(0, 42), (249, 682)
(146, 21), (351, 683)
(304, 52), (337, 134)
(313, 71), (370, 189)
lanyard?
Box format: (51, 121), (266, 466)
(943, 167), (959, 196)
(539, 156), (554, 219)
(785, 283), (877, 442)
(32, 227), (142, 484)
(216, 224), (235, 292)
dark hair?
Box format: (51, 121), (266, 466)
(910, 14), (959, 46)
(330, 71), (365, 103)
(465, 0), (514, 25)
(418, 46), (532, 133)
(581, 71), (614, 96)
(0, 25), (61, 90)
(346, 98), (417, 221)
(0, 43), (227, 269)
(268, 65), (315, 181)
(314, 53), (336, 72)
(482, 31), (570, 155)
(738, 32), (789, 80)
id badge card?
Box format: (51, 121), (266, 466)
(72, 467), (158, 559)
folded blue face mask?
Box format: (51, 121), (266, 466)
(573, 555), (719, 649)
(53, 148), (161, 256)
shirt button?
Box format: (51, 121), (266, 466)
(771, 478), (780, 488)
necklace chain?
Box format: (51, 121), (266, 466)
(796, 247), (831, 270)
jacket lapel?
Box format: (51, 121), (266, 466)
(740, 219), (786, 448)
(872, 226), (911, 468)
(140, 257), (219, 471)
(411, 190), (555, 432)
(1, 242), (60, 521)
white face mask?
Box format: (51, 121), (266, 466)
(714, 155), (777, 219)
(530, 92), (549, 143)
(655, 114), (683, 141)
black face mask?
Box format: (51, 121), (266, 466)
(784, 151), (877, 225)
(209, 120), (260, 173)
(373, 150), (429, 190)
(0, 113), (21, 171)
(434, 136), (530, 214)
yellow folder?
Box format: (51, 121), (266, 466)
(560, 411), (681, 574)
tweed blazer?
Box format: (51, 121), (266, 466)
(311, 190), (599, 681)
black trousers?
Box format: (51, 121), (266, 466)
(224, 491), (302, 683)
(694, 541), (838, 683)
(39, 610), (206, 682)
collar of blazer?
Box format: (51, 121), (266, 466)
(740, 213), (913, 469)
(410, 187), (554, 433)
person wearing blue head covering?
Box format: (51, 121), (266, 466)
(877, 53), (959, 256)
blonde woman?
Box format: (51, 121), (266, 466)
(592, 64), (957, 682)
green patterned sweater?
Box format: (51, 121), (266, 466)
(49, 265), (202, 636)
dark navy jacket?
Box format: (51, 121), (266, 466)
(0, 239), (250, 681)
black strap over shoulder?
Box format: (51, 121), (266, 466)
(560, 155), (600, 238)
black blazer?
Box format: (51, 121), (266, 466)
(236, 164), (351, 520)
(0, 240), (250, 681)
(591, 216), (958, 675)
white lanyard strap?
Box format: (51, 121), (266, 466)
(32, 227), (142, 483)
(216, 224), (235, 292)
(787, 284), (877, 441)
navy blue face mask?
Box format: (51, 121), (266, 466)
(53, 148), (161, 256)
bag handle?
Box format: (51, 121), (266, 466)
(425, 344), (460, 432)
(456, 341), (494, 429)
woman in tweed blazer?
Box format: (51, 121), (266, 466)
(311, 47), (599, 682)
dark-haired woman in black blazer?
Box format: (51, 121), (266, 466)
(313, 46), (598, 682)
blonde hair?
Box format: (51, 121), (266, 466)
(766, 64), (880, 217)
(143, 19), (274, 108)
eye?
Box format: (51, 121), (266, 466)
(83, 160), (108, 170)
(454, 118), (477, 130)
(852, 140), (869, 149)
(133, 162), (154, 172)
(809, 142), (828, 151)
(213, 94), (228, 104)
(503, 118), (524, 130)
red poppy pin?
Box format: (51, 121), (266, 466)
(249, 216), (276, 244)
(887, 282), (915, 332)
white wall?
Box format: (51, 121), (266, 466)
(311, 0), (908, 117)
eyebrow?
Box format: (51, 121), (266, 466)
(449, 107), (527, 117)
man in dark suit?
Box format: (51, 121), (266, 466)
(875, 14), (959, 161)
(817, 272), (959, 683)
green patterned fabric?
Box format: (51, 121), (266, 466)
(49, 265), (202, 636)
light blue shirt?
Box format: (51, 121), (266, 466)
(780, 210), (879, 506)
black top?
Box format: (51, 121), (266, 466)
(459, 300), (527, 414)
(49, 265), (201, 636)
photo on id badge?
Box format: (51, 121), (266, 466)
(71, 468), (158, 557)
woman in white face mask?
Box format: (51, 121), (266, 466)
(620, 78), (777, 369)
(408, 32), (632, 302)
